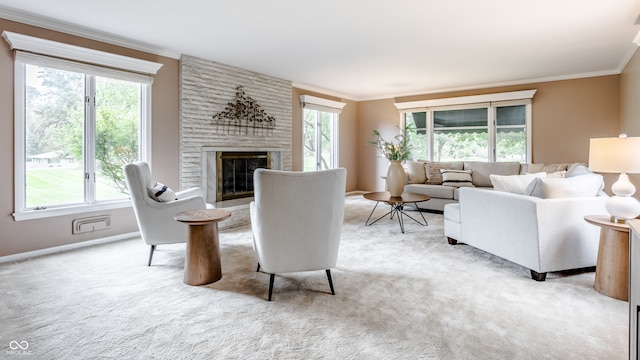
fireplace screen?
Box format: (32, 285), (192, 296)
(216, 152), (270, 201)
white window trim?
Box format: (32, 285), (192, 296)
(300, 95), (344, 170)
(2, 31), (163, 75)
(398, 91), (534, 163)
(5, 31), (162, 221)
(300, 95), (346, 113)
(393, 89), (536, 110)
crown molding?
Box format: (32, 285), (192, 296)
(0, 5), (180, 59)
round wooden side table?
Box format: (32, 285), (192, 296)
(175, 209), (231, 286)
(584, 214), (630, 301)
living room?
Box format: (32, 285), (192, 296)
(0, 1), (639, 358)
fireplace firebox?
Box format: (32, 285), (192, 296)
(216, 151), (270, 201)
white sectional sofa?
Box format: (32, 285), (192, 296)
(443, 167), (608, 281)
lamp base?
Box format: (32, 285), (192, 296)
(606, 195), (640, 223)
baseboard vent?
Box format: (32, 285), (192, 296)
(72, 215), (111, 234)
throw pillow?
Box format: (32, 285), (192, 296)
(425, 162), (464, 185)
(524, 174), (604, 199)
(565, 163), (593, 178)
(524, 163), (569, 174)
(405, 160), (427, 184)
(147, 182), (177, 202)
(490, 172), (546, 194)
(545, 171), (566, 178)
(440, 169), (474, 187)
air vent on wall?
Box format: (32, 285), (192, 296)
(72, 215), (111, 234)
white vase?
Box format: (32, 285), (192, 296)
(386, 160), (405, 197)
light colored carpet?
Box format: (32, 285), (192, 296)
(0, 194), (628, 359)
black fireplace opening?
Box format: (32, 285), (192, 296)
(216, 151), (270, 201)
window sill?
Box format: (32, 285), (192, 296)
(13, 199), (132, 221)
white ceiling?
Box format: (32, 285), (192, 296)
(1, 1), (640, 101)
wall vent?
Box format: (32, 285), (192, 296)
(72, 215), (111, 234)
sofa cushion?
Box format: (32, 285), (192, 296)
(406, 160), (427, 184)
(441, 169), (474, 187)
(490, 172), (546, 194)
(524, 174), (604, 199)
(405, 184), (456, 199)
(463, 161), (522, 187)
(425, 161), (464, 185)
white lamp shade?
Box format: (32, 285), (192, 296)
(588, 136), (640, 174)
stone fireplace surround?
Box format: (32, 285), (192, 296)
(180, 55), (293, 228)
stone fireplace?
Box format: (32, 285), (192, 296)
(180, 55), (293, 228)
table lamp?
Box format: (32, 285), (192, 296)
(589, 134), (640, 223)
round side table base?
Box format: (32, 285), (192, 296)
(594, 227), (629, 301)
(183, 223), (222, 286)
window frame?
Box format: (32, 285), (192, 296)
(4, 31), (162, 221)
(299, 95), (346, 171)
(396, 90), (535, 163)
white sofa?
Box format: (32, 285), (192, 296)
(444, 172), (608, 281)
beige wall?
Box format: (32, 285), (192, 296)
(620, 50), (640, 194)
(292, 87), (359, 192)
(0, 16), (634, 258)
(0, 19), (180, 257)
(357, 76), (621, 192)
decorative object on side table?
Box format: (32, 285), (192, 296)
(370, 124), (412, 197)
(589, 134), (640, 223)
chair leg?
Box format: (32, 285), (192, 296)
(326, 269), (335, 295)
(147, 245), (156, 266)
(256, 263), (261, 272)
(268, 274), (275, 301)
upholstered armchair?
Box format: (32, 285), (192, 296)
(123, 161), (207, 266)
(250, 168), (347, 301)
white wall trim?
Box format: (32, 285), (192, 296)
(0, 5), (179, 59)
(0, 232), (139, 264)
(394, 89), (537, 110)
(300, 95), (347, 112)
(2, 31), (163, 74)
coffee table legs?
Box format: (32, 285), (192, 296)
(365, 201), (428, 233)
(184, 222), (222, 286)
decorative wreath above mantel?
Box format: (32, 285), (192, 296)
(211, 86), (276, 136)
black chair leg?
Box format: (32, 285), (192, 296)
(268, 274), (275, 301)
(256, 263), (261, 272)
(147, 245), (156, 266)
(326, 269), (335, 295)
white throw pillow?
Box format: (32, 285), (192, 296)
(440, 169), (474, 187)
(524, 174), (604, 199)
(490, 172), (546, 194)
(147, 182), (177, 202)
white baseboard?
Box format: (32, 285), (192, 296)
(0, 232), (140, 264)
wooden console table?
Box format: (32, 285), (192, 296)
(175, 209), (231, 286)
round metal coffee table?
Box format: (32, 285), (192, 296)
(363, 191), (430, 233)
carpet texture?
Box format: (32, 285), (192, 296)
(0, 194), (628, 359)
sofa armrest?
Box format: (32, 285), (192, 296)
(458, 187), (607, 273)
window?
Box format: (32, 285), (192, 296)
(300, 95), (346, 171)
(396, 90), (534, 163)
(4, 31), (162, 220)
